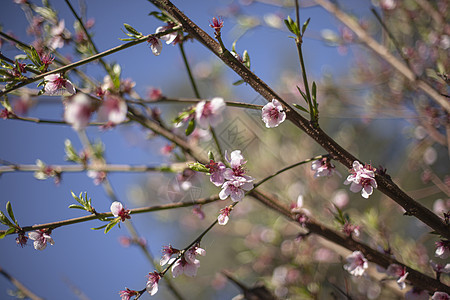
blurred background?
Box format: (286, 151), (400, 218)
(0, 0), (448, 299)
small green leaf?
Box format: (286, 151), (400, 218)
(233, 79), (245, 86)
(119, 38), (137, 41)
(312, 82), (317, 101)
(296, 86), (308, 103)
(302, 18), (311, 35)
(0, 211), (14, 227)
(232, 40), (238, 53)
(189, 162), (209, 173)
(91, 224), (108, 230)
(243, 50), (250, 69)
(293, 103), (309, 113)
(68, 204), (87, 210)
(104, 219), (119, 233)
(123, 23), (141, 36)
(0, 228), (15, 239)
(185, 118), (196, 136)
(208, 151), (215, 161)
(6, 202), (16, 225)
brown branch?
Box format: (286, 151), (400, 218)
(249, 189), (450, 294)
(148, 0), (450, 239)
(0, 195), (220, 236)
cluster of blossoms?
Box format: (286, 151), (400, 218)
(344, 161), (377, 199)
(261, 99), (286, 128)
(159, 243), (206, 279)
(206, 150), (254, 204)
(62, 75), (130, 131)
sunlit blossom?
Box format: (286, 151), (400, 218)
(146, 271), (161, 296)
(261, 99), (286, 128)
(110, 201), (131, 222)
(343, 251), (368, 276)
(44, 73), (75, 95)
(344, 161), (377, 198)
(64, 94), (93, 130)
(195, 97), (226, 128)
(28, 229), (54, 250)
(218, 206), (231, 225)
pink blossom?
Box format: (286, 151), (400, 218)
(435, 240), (450, 259)
(223, 150), (254, 183)
(430, 260), (450, 274)
(206, 159), (226, 186)
(209, 17), (224, 35)
(64, 94), (93, 130)
(432, 292), (450, 300)
(171, 245), (205, 278)
(171, 256), (200, 278)
(386, 264), (408, 290)
(261, 99), (286, 128)
(147, 36), (162, 56)
(344, 161), (377, 199)
(160, 245), (179, 266)
(380, 0), (396, 10)
(119, 288), (138, 300)
(311, 157), (339, 178)
(97, 95), (128, 125)
(219, 178), (253, 202)
(148, 87), (163, 101)
(44, 73), (75, 95)
(28, 229), (54, 250)
(155, 25), (178, 45)
(405, 288), (429, 300)
(218, 206), (231, 225)
(87, 170), (106, 185)
(16, 232), (28, 247)
(49, 20), (68, 49)
(146, 271), (161, 296)
(343, 251), (368, 276)
(110, 201), (131, 222)
(343, 221), (360, 237)
(192, 205), (205, 220)
(195, 97), (226, 128)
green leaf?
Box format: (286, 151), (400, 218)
(185, 118), (196, 136)
(293, 103), (309, 113)
(104, 219), (119, 233)
(68, 204), (87, 210)
(312, 81), (317, 101)
(302, 18), (311, 35)
(91, 224), (108, 230)
(243, 50), (250, 69)
(0, 211), (14, 227)
(231, 40), (238, 53)
(208, 151), (215, 161)
(123, 23), (141, 36)
(233, 79), (245, 86)
(6, 202), (16, 225)
(0, 227), (16, 239)
(189, 162), (209, 173)
(119, 38), (137, 41)
(296, 86), (308, 103)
